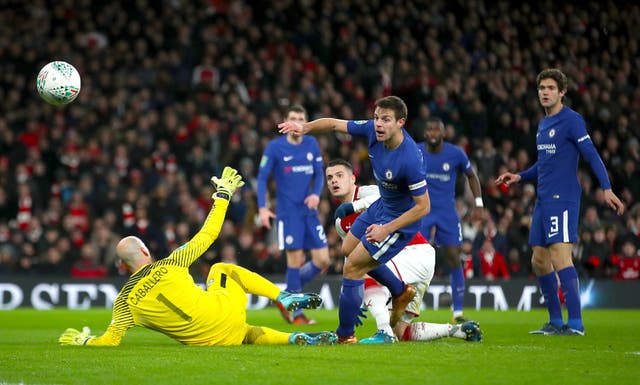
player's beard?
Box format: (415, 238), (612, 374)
(427, 138), (442, 152)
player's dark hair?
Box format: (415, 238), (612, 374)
(287, 104), (307, 118)
(536, 68), (568, 93)
(426, 117), (445, 130)
(326, 159), (353, 172)
(375, 96), (408, 120)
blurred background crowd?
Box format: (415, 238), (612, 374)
(0, 0), (638, 281)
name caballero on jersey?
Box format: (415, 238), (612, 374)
(130, 266), (169, 305)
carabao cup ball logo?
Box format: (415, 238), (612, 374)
(36, 61), (81, 106)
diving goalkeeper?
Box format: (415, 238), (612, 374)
(59, 167), (337, 347)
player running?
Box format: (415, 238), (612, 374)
(326, 159), (482, 343)
(279, 96), (429, 343)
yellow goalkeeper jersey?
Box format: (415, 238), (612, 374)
(87, 198), (245, 346)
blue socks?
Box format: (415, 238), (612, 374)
(336, 278), (364, 338)
(558, 267), (584, 331)
(286, 267), (302, 317)
(368, 264), (404, 297)
(285, 267), (301, 293)
(287, 263), (322, 318)
(450, 267), (465, 313)
(538, 271), (564, 328)
(299, 261), (322, 287)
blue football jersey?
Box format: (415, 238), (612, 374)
(347, 120), (427, 225)
(257, 135), (324, 216)
(534, 106), (607, 202)
(417, 142), (472, 206)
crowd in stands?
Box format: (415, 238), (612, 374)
(0, 0), (638, 281)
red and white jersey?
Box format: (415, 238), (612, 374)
(334, 184), (380, 239)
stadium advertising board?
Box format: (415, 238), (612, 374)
(1, 277), (638, 310)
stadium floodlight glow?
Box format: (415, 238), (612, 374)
(580, 279), (595, 308)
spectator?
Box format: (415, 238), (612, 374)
(579, 227), (611, 278)
(0, 1), (636, 279)
(506, 248), (530, 279)
(581, 206), (602, 233)
(38, 247), (70, 276)
(70, 244), (107, 278)
(610, 239), (640, 280)
(461, 239), (475, 279)
(478, 238), (510, 281)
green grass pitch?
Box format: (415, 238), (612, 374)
(1, 308), (639, 385)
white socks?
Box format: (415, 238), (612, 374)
(363, 286), (394, 336)
(407, 322), (464, 341)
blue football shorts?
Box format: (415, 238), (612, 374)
(350, 206), (418, 264)
(529, 200), (579, 246)
(421, 205), (463, 247)
(276, 214), (327, 250)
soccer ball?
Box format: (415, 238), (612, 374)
(36, 61), (81, 106)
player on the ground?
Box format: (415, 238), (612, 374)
(257, 105), (331, 325)
(495, 68), (625, 336)
(279, 96), (430, 343)
(417, 117), (483, 323)
(59, 167), (336, 346)
(326, 159), (482, 343)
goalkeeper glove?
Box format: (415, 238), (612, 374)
(59, 326), (93, 346)
(334, 202), (355, 220)
(210, 166), (245, 200)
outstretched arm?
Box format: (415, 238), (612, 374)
(85, 321), (130, 346)
(59, 321), (130, 347)
(495, 172), (521, 186)
(278, 118), (349, 136)
(496, 163), (537, 186)
(60, 293), (134, 347)
(168, 167), (244, 267)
